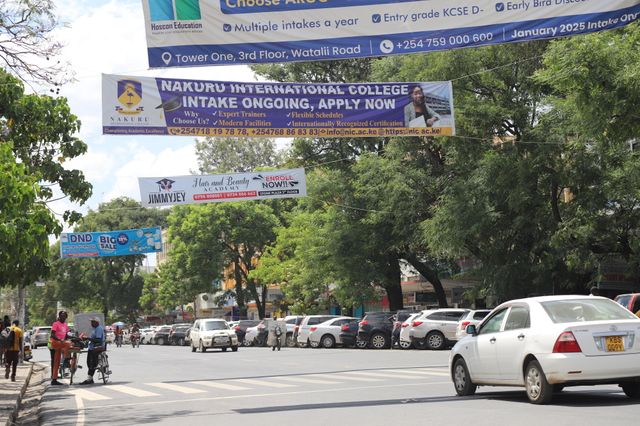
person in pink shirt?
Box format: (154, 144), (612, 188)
(50, 311), (72, 385)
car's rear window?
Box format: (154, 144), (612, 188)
(473, 311), (490, 320)
(542, 299), (638, 323)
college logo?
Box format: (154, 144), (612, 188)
(146, 178), (187, 205)
(115, 79), (144, 115)
(149, 0), (201, 21)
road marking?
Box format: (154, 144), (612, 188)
(330, 374), (383, 382)
(345, 371), (422, 379)
(410, 368), (451, 377)
(188, 381), (250, 391)
(91, 381), (452, 409)
(107, 384), (160, 397)
(273, 376), (342, 385)
(147, 382), (207, 394)
(74, 395), (85, 426)
(234, 378), (297, 388)
(66, 389), (111, 401)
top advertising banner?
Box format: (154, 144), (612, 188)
(141, 0), (640, 68)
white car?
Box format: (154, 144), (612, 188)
(140, 327), (155, 345)
(449, 295), (640, 404)
(398, 313), (422, 349)
(189, 319), (238, 352)
(409, 308), (470, 350)
(296, 315), (339, 347)
(454, 309), (492, 340)
(308, 317), (358, 348)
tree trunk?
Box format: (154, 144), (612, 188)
(403, 253), (448, 308)
(233, 260), (246, 314)
(382, 255), (404, 311)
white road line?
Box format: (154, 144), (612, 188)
(234, 378), (297, 388)
(410, 369), (452, 377)
(66, 389), (111, 401)
(74, 395), (84, 426)
(273, 376), (342, 385)
(147, 382), (207, 394)
(188, 381), (250, 391)
(344, 371), (422, 379)
(107, 384), (160, 397)
(329, 374), (384, 382)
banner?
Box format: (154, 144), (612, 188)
(60, 227), (163, 258)
(141, 0), (640, 67)
(138, 168), (307, 207)
(102, 74), (455, 137)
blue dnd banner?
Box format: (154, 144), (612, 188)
(60, 227), (163, 258)
(102, 74), (455, 137)
(141, 0), (640, 67)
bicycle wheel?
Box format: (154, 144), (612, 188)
(100, 354), (110, 384)
(69, 355), (77, 384)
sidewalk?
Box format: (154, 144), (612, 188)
(0, 362), (34, 426)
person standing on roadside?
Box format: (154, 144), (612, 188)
(4, 320), (23, 382)
(50, 311), (72, 385)
(80, 317), (106, 385)
(0, 315), (7, 365)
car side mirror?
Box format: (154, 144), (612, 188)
(466, 324), (477, 336)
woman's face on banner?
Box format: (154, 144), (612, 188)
(411, 86), (425, 105)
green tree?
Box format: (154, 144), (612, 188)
(195, 136), (283, 173)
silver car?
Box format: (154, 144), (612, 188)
(308, 317), (357, 348)
(409, 309), (470, 350)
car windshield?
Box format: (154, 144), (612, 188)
(542, 298), (638, 323)
(203, 321), (228, 331)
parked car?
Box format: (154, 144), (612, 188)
(410, 308), (469, 350)
(32, 326), (52, 348)
(614, 293), (640, 316)
(339, 318), (366, 348)
(392, 310), (419, 349)
(450, 295), (640, 404)
(296, 315), (340, 348)
(283, 315), (304, 347)
(152, 326), (172, 345)
(170, 325), (191, 346)
(455, 309), (492, 340)
(189, 318), (238, 352)
(357, 311), (396, 349)
(398, 312), (422, 349)
(308, 317), (358, 348)
(231, 320), (261, 345)
(139, 328), (154, 344)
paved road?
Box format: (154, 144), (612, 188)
(32, 344), (638, 426)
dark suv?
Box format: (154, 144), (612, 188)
(357, 311), (396, 349)
(338, 319), (365, 348)
(169, 325), (191, 346)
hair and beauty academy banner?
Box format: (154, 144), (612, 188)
(138, 169), (307, 207)
(60, 227), (163, 258)
(102, 74), (455, 137)
(141, 0), (640, 67)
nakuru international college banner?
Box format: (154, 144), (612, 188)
(138, 169), (307, 207)
(102, 74), (455, 138)
(141, 0), (640, 67)
(60, 227), (163, 258)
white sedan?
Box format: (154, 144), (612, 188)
(308, 317), (358, 348)
(449, 295), (640, 404)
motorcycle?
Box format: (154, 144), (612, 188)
(130, 332), (140, 348)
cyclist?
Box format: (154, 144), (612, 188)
(114, 325), (123, 347)
(130, 322), (141, 346)
(80, 317), (106, 385)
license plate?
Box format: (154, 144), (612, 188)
(605, 336), (624, 352)
(214, 337), (227, 342)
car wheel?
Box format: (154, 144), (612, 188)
(286, 333), (296, 348)
(232, 346), (238, 352)
(355, 339), (368, 349)
(453, 358), (477, 396)
(199, 340), (206, 353)
(399, 339), (413, 350)
(156, 337), (165, 346)
(621, 382), (640, 399)
(191, 343), (196, 353)
(321, 335), (336, 349)
(298, 340), (308, 348)
(309, 340), (320, 348)
(370, 333), (387, 349)
(525, 360), (553, 404)
(242, 338), (252, 347)
(425, 331), (445, 350)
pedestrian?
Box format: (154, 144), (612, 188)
(4, 320), (23, 382)
(0, 315), (7, 365)
(50, 310), (72, 385)
(2, 315), (10, 328)
(269, 318), (285, 352)
(80, 316), (105, 385)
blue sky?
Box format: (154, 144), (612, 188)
(49, 0), (258, 224)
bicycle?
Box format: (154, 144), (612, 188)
(115, 334), (123, 348)
(95, 349), (111, 384)
(67, 337), (86, 385)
